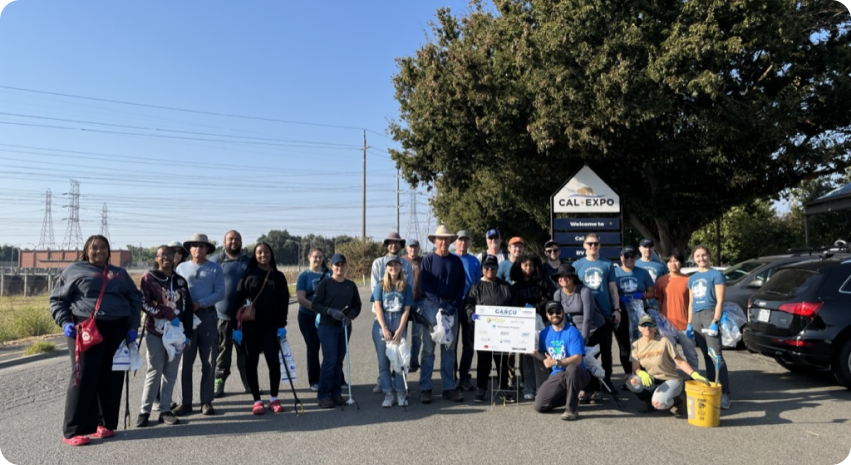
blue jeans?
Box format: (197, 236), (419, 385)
(410, 299), (424, 365)
(317, 324), (351, 400)
(297, 311), (321, 386)
(419, 299), (459, 391)
(372, 312), (408, 393)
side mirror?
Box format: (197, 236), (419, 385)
(748, 278), (764, 289)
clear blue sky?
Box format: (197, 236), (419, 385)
(0, 0), (472, 250)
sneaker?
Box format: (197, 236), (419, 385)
(158, 412), (179, 425)
(420, 389), (432, 404)
(333, 396), (346, 406)
(561, 410), (578, 421)
(62, 435), (91, 446)
(90, 425), (114, 439)
(499, 393), (516, 404)
(171, 404), (193, 416)
(448, 388), (463, 402)
(318, 397), (335, 409)
(396, 391), (408, 406)
(721, 394), (731, 410)
(409, 363), (419, 373)
(578, 390), (589, 404)
(201, 403), (216, 416)
(523, 393), (535, 401)
(669, 396), (683, 416)
(589, 391), (603, 404)
(214, 378), (225, 398)
(373, 383), (382, 394)
(270, 400), (285, 413)
(310, 384), (319, 392)
(382, 393), (394, 408)
(474, 388), (486, 403)
(252, 401), (265, 415)
(134, 413), (149, 428)
(460, 379), (475, 392)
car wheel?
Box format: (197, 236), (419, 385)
(833, 340), (851, 389)
(775, 357), (817, 373)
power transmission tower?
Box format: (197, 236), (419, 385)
(100, 203), (110, 241)
(37, 189), (55, 250)
(405, 190), (421, 245)
(61, 179), (83, 250)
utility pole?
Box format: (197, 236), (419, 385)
(396, 168), (400, 233)
(362, 130), (367, 241)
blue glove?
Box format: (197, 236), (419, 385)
(63, 323), (76, 338)
(619, 295), (631, 304)
(183, 337), (191, 345)
(471, 314), (479, 321)
(171, 317), (181, 327)
(277, 327), (287, 339)
(686, 323), (694, 340)
(631, 292), (643, 300)
(704, 322), (719, 337)
(127, 330), (138, 344)
(233, 329), (243, 345)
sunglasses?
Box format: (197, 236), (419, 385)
(483, 265), (498, 271)
(584, 242), (600, 247)
(623, 254), (636, 259)
(639, 323), (656, 328)
(546, 308), (563, 316)
(545, 248), (559, 253)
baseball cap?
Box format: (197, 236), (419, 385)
(456, 230), (472, 240)
(639, 238), (654, 247)
(544, 239), (558, 248)
(639, 314), (656, 327)
(330, 254), (347, 265)
(620, 246), (636, 256)
(408, 239), (420, 247)
(486, 229), (501, 239)
(482, 254), (499, 268)
(508, 237), (525, 246)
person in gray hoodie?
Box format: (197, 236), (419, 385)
(50, 234), (141, 446)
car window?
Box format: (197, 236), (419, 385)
(759, 268), (822, 299)
(839, 274), (851, 294)
(723, 260), (769, 284)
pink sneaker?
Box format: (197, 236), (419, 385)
(270, 400), (285, 413)
(252, 402), (265, 415)
(89, 425), (114, 439)
(62, 435), (91, 446)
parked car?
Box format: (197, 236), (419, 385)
(743, 259), (851, 389)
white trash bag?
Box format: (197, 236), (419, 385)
(385, 338), (411, 374)
(112, 340), (141, 371)
(156, 318), (187, 362)
(583, 344), (606, 379)
(431, 310), (455, 347)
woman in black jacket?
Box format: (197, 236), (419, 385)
(232, 243), (290, 415)
(510, 254), (554, 400)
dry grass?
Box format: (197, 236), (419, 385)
(23, 341), (57, 355)
(0, 294), (59, 343)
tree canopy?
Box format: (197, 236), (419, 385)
(390, 0), (851, 254)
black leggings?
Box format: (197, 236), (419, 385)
(243, 325), (281, 401)
(584, 324), (613, 392)
(614, 315), (632, 374)
(476, 351), (511, 390)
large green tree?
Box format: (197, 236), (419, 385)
(390, 0), (851, 253)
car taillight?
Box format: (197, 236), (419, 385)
(777, 302), (823, 318)
(771, 338), (814, 347)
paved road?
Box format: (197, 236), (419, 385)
(1, 287), (850, 465)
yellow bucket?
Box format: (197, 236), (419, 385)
(685, 380), (721, 428)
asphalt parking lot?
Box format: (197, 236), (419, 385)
(1, 288), (849, 465)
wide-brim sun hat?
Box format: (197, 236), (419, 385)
(550, 264), (579, 283)
(428, 225), (457, 243)
(184, 234), (216, 255)
(383, 232), (406, 248)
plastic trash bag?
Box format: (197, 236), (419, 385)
(431, 310), (454, 347)
(627, 298), (648, 342)
(112, 340), (131, 371)
(192, 314), (201, 330)
(278, 337), (297, 383)
(647, 309), (678, 344)
(720, 313), (742, 348)
(386, 338), (411, 374)
(156, 318), (187, 362)
(583, 344), (606, 378)
(723, 302), (747, 328)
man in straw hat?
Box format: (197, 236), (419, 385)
(173, 233), (224, 416)
(418, 225), (466, 403)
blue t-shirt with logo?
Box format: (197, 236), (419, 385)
(613, 266), (655, 297)
(688, 269), (726, 313)
(296, 268), (330, 314)
(635, 259), (668, 283)
(371, 283), (414, 313)
(538, 324), (586, 373)
(572, 257), (616, 316)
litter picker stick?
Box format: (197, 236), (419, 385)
(279, 338), (304, 415)
(341, 311), (359, 410)
(707, 346), (722, 387)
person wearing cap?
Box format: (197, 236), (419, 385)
(627, 314), (708, 414)
(614, 245), (656, 375)
(453, 230), (481, 391)
(369, 232), (414, 393)
(572, 232), (621, 389)
(210, 230), (251, 398)
(173, 233), (225, 416)
(542, 240), (562, 279)
(510, 254), (554, 400)
(655, 250), (699, 371)
(552, 264), (607, 403)
(477, 229), (509, 264)
(371, 256), (413, 407)
(635, 238), (668, 283)
(403, 238), (425, 373)
(419, 225), (467, 403)
(532, 301), (590, 421)
(311, 253), (362, 408)
(464, 254), (516, 403)
(496, 236), (525, 284)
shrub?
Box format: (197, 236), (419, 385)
(335, 238), (384, 284)
(23, 341), (56, 355)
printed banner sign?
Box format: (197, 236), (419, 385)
(473, 305), (536, 353)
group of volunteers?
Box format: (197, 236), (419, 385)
(49, 226), (730, 446)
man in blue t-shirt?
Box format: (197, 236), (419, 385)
(571, 233), (621, 321)
(453, 229), (481, 391)
(532, 301), (589, 421)
(496, 236), (525, 284)
(635, 238), (668, 283)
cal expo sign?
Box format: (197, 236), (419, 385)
(552, 165), (620, 213)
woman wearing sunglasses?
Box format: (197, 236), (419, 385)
(613, 246), (656, 374)
(627, 314), (708, 414)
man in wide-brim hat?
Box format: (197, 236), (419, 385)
(183, 233), (216, 255)
(418, 225), (466, 403)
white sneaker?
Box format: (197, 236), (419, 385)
(382, 393), (394, 408)
(373, 383), (382, 394)
(523, 393), (535, 401)
(397, 391), (408, 406)
(310, 384), (319, 392)
(721, 394), (731, 410)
